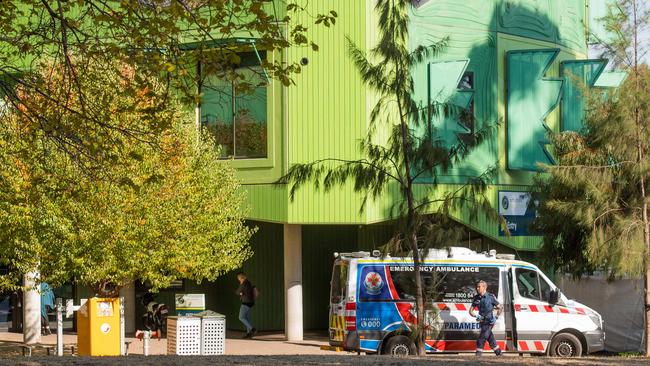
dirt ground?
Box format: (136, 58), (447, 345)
(0, 355), (648, 366)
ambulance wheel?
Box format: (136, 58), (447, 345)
(549, 333), (582, 357)
(383, 335), (416, 356)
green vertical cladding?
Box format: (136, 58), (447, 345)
(242, 0), (599, 238)
(242, 184), (288, 222)
(409, 1), (498, 181)
(423, 60), (472, 149)
(284, 0), (368, 224)
(302, 225), (358, 329)
(210, 221), (284, 331)
(560, 59), (606, 132)
(507, 49), (563, 171)
(497, 0), (587, 51)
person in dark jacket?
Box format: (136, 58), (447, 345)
(469, 280), (503, 356)
(236, 272), (256, 338)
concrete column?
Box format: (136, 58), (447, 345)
(23, 272), (41, 344)
(120, 283), (136, 334)
(283, 224), (303, 341)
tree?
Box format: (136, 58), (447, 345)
(533, 0), (650, 353)
(280, 0), (500, 355)
(0, 0), (336, 167)
(0, 62), (254, 296)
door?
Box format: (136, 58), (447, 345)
(328, 260), (348, 345)
(511, 267), (558, 353)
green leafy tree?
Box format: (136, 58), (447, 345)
(533, 0), (650, 354)
(280, 0), (500, 355)
(0, 0), (336, 165)
(0, 63), (254, 296)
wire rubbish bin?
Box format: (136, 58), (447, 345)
(167, 312), (226, 355)
(200, 315), (226, 355)
(167, 316), (201, 355)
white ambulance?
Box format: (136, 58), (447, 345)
(328, 247), (604, 357)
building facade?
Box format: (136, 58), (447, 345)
(3, 0), (623, 338)
(173, 0), (624, 337)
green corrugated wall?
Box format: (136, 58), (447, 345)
(236, 1), (598, 247)
(302, 225), (358, 329)
(209, 221), (285, 331)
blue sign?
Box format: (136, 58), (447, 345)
(498, 191), (539, 236)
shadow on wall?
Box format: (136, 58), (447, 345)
(410, 0), (566, 182)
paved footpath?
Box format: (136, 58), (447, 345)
(0, 332), (647, 365)
(0, 331), (335, 356)
(0, 355), (648, 366)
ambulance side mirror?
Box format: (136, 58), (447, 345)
(549, 289), (560, 305)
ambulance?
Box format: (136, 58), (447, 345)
(328, 247), (605, 357)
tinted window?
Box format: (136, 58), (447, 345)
(437, 267), (499, 303)
(330, 262), (347, 303)
(516, 268), (542, 301)
(386, 266), (499, 303)
(539, 275), (552, 303)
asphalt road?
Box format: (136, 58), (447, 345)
(0, 355), (648, 366)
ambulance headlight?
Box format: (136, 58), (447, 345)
(588, 312), (603, 329)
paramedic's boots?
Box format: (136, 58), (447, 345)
(475, 348), (502, 357)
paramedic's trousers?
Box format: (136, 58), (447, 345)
(476, 323), (498, 352)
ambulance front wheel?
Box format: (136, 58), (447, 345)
(549, 333), (583, 358)
(383, 335), (416, 356)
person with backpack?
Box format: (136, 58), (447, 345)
(235, 271), (257, 338)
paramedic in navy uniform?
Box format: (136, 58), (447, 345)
(469, 280), (503, 356)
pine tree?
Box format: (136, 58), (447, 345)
(534, 0), (650, 354)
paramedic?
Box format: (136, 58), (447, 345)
(469, 280), (503, 356)
(235, 271), (257, 339)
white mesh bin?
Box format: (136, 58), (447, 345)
(200, 315), (226, 355)
(167, 316), (202, 355)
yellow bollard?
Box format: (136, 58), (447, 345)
(77, 298), (121, 356)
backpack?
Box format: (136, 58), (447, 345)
(253, 286), (260, 300)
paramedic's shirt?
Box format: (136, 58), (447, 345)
(472, 292), (499, 323)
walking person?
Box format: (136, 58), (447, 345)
(40, 282), (55, 336)
(235, 272), (257, 338)
(469, 280), (503, 356)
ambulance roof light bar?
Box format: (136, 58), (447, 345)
(336, 251), (371, 259)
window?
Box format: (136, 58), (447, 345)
(457, 71), (475, 140)
(515, 268), (550, 301)
(330, 262), (348, 304)
(436, 266), (499, 303)
(539, 274), (552, 303)
(361, 265), (500, 303)
(201, 51), (268, 159)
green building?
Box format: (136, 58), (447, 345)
(1, 0), (624, 339)
(177, 0), (626, 339)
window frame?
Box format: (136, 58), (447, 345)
(515, 267), (553, 302)
(197, 46), (279, 170)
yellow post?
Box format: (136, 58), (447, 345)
(77, 298), (121, 356)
